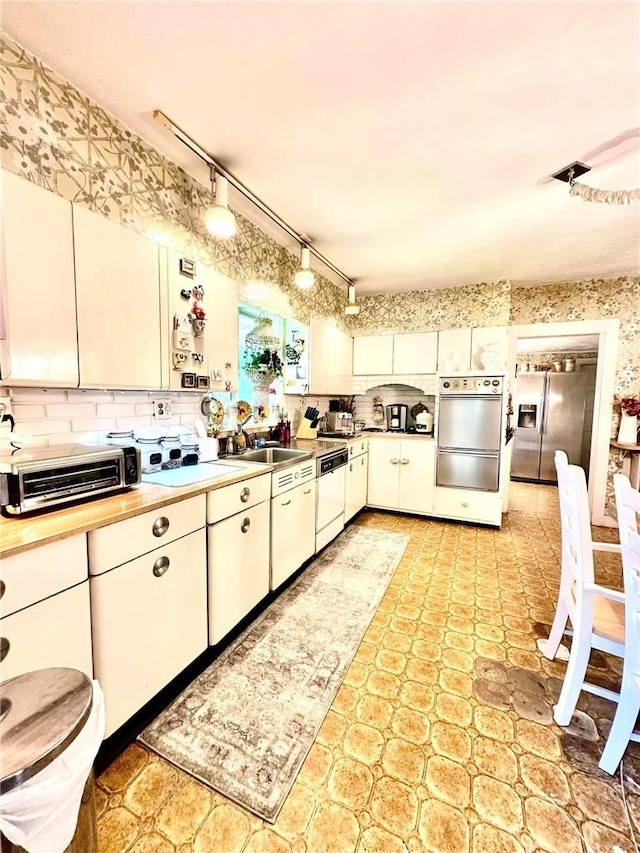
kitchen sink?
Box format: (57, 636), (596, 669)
(239, 448), (312, 468)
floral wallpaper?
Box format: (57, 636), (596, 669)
(509, 277), (640, 398)
(0, 34), (347, 326)
(347, 280), (511, 334)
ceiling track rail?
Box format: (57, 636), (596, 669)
(153, 110), (352, 288)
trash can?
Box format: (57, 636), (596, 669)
(0, 668), (103, 853)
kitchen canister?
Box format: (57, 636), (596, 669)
(563, 358), (576, 372)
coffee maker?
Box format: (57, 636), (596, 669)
(386, 404), (408, 432)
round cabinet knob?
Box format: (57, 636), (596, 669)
(240, 487), (251, 503)
(391, 458), (399, 465)
(241, 517), (251, 533)
(462, 501), (469, 508)
(152, 516), (170, 537)
(153, 556), (170, 577)
(0, 637), (9, 662)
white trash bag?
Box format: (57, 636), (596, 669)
(0, 680), (105, 853)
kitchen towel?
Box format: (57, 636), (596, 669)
(139, 524), (409, 822)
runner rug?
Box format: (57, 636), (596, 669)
(139, 525), (409, 822)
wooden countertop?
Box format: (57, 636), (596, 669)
(0, 461), (273, 558)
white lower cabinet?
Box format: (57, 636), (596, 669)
(367, 439), (435, 515)
(91, 529), (208, 737)
(208, 500), (270, 645)
(271, 481), (316, 590)
(0, 583), (93, 682)
(435, 487), (502, 526)
(0, 533), (92, 681)
(345, 452), (368, 522)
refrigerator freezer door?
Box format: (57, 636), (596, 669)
(438, 395), (502, 452)
(540, 372), (587, 481)
(511, 373), (545, 479)
(436, 450), (500, 492)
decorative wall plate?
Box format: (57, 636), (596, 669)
(237, 400), (253, 425)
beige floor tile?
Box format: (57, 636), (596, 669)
(97, 488), (637, 852)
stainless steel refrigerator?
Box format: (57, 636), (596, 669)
(511, 372), (587, 482)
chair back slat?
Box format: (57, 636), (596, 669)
(614, 475), (640, 675)
(555, 450), (595, 590)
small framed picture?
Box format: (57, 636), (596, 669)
(197, 375), (210, 389)
(181, 372), (196, 388)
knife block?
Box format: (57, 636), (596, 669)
(296, 418), (318, 439)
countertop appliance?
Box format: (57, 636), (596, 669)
(326, 412), (353, 434)
(0, 443), (141, 515)
(386, 404), (408, 432)
(415, 411), (434, 434)
(436, 376), (504, 492)
(511, 371), (588, 483)
(316, 446), (348, 552)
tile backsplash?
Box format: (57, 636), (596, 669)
(6, 389), (202, 448)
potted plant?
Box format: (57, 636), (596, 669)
(618, 394), (640, 444)
(189, 302), (206, 337)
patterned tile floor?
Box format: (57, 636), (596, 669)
(96, 482), (638, 853)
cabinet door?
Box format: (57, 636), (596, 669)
(399, 440), (436, 514)
(470, 326), (509, 371)
(327, 327), (354, 394)
(271, 481), (316, 589)
(346, 453), (368, 521)
(0, 582), (93, 682)
(437, 329), (472, 373)
(393, 332), (438, 374)
(74, 206), (161, 389)
(208, 500), (270, 644)
(353, 335), (393, 375)
(308, 318), (328, 394)
(367, 439), (401, 508)
(283, 317), (309, 395)
(1, 172), (78, 386)
(91, 529), (207, 737)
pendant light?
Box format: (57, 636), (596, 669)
(344, 282), (360, 315)
(294, 245), (315, 289)
(204, 165), (237, 238)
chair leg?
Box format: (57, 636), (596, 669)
(599, 680), (639, 775)
(544, 599), (570, 660)
(553, 618), (591, 726)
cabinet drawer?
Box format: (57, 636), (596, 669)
(0, 534), (87, 617)
(435, 487), (502, 525)
(0, 582), (93, 682)
(89, 494), (206, 576)
(348, 439), (368, 458)
(207, 473), (271, 523)
(91, 529), (207, 737)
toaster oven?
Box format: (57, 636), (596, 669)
(0, 444), (141, 515)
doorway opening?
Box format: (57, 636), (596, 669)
(510, 332), (599, 486)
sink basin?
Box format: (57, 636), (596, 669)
(239, 448), (312, 468)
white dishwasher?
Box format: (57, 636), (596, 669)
(315, 447), (349, 552)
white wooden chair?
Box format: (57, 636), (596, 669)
(547, 450), (625, 727)
(599, 474), (640, 774)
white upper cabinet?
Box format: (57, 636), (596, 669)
(393, 331), (438, 374)
(437, 328), (472, 373)
(165, 252), (238, 394)
(74, 206), (162, 389)
(353, 334), (394, 375)
(470, 326), (509, 371)
(309, 320), (353, 394)
(1, 172), (79, 386)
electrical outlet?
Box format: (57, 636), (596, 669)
(152, 399), (172, 419)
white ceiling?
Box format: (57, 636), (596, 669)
(3, 1), (639, 295)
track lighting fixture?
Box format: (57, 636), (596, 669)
(204, 166), (237, 238)
(344, 282), (360, 315)
(294, 245), (315, 289)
